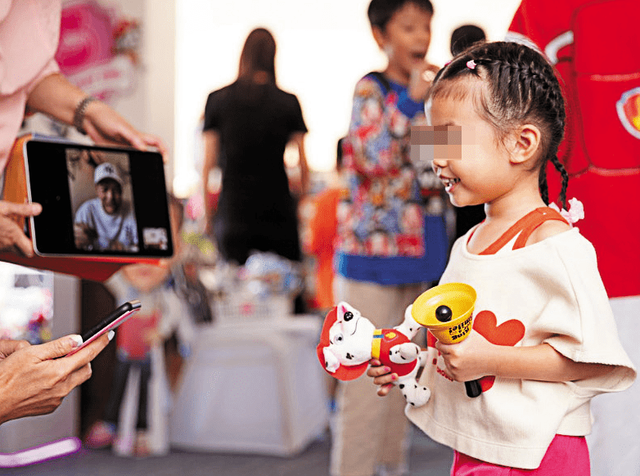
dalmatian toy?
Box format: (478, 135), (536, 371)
(316, 301), (430, 407)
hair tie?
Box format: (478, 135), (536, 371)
(466, 60), (477, 70)
(549, 198), (584, 225)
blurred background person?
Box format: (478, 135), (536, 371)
(83, 195), (195, 457)
(507, 1), (640, 474)
(450, 24), (486, 56)
(331, 1), (448, 475)
(202, 28), (309, 270)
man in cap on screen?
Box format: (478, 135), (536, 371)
(74, 162), (138, 251)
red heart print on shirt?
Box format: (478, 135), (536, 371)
(473, 310), (526, 392)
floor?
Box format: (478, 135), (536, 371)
(2, 427), (453, 476)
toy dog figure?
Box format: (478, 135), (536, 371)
(317, 301), (430, 407)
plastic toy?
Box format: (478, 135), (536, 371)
(410, 282), (482, 397)
(317, 302), (431, 406)
(317, 282), (482, 405)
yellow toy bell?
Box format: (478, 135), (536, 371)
(411, 282), (477, 345)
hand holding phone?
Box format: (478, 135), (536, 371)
(67, 300), (141, 356)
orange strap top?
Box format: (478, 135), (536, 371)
(472, 207), (569, 256)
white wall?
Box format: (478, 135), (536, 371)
(141, 0), (176, 188)
(172, 0), (522, 196)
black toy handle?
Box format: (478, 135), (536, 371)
(465, 380), (482, 398)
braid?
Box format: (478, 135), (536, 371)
(550, 155), (569, 209)
(522, 55), (569, 209)
(527, 58), (569, 209)
(539, 163), (549, 205)
(431, 41), (569, 207)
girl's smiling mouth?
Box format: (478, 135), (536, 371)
(441, 177), (460, 191)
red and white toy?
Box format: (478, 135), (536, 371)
(316, 302), (430, 407)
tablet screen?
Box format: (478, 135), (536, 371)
(24, 139), (173, 258)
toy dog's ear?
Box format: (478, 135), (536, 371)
(336, 301), (350, 321)
(338, 301), (360, 316)
(405, 304), (413, 320)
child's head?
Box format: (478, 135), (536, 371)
(368, 0), (433, 31)
(368, 0), (434, 77)
(450, 24), (486, 57)
(429, 41), (568, 208)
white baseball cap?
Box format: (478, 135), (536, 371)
(94, 162), (123, 186)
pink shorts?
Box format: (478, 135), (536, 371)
(451, 435), (590, 475)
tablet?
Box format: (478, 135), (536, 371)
(24, 139), (173, 258)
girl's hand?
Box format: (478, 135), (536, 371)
(366, 358), (398, 397)
(435, 331), (497, 382)
(409, 61), (440, 102)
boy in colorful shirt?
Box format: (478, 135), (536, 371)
(330, 1), (448, 475)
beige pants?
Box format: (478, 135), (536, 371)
(330, 279), (427, 476)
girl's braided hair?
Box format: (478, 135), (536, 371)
(429, 41), (568, 208)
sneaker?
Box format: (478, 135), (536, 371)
(84, 421), (116, 449)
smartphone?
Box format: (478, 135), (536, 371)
(67, 300), (141, 356)
(23, 138), (173, 258)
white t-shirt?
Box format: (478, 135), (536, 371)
(406, 228), (636, 469)
(75, 198), (138, 251)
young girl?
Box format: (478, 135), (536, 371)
(369, 41), (636, 474)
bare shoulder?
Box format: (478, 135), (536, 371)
(527, 219), (572, 245)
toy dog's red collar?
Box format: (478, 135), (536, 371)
(372, 329), (402, 360)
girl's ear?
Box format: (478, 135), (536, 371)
(509, 123), (541, 165)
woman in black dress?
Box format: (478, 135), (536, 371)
(202, 28), (309, 265)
